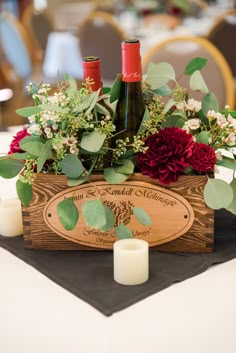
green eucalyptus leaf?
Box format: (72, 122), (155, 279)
(102, 87), (111, 95)
(100, 205), (115, 232)
(146, 62), (176, 89)
(152, 84), (172, 97)
(20, 136), (45, 156)
(161, 114), (187, 128)
(185, 57), (208, 75)
(104, 167), (130, 184)
(37, 140), (53, 173)
(227, 178), (236, 214)
(137, 108), (151, 135)
(204, 178), (233, 209)
(95, 102), (110, 116)
(67, 176), (88, 186)
(190, 70), (209, 93)
(202, 93), (219, 116)
(57, 197), (79, 230)
(216, 157), (236, 171)
(81, 199), (106, 229)
(115, 223), (133, 239)
(133, 207), (152, 226)
(0, 158), (24, 178)
(9, 152), (36, 160)
(115, 159), (134, 174)
(80, 130), (106, 152)
(146, 62), (156, 75)
(60, 154), (84, 179)
(85, 90), (100, 116)
(16, 106), (42, 117)
(76, 91), (98, 113)
(110, 74), (121, 103)
(196, 131), (209, 144)
(16, 180), (32, 207)
(176, 119), (186, 128)
(39, 104), (69, 113)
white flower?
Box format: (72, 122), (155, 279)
(224, 132), (236, 146)
(186, 98), (201, 112)
(185, 118), (200, 130)
(27, 124), (41, 135)
(176, 99), (201, 112)
(28, 115), (36, 123)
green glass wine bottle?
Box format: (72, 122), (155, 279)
(113, 39), (145, 141)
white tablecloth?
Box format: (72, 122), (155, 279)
(1, 128), (236, 353)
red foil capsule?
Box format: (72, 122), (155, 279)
(121, 39), (142, 82)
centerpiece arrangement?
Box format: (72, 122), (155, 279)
(0, 57), (235, 251)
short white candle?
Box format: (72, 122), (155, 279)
(0, 198), (23, 237)
(113, 238), (149, 285)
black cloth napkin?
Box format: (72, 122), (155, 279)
(0, 209), (236, 316)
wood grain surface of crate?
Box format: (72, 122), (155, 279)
(22, 173), (214, 252)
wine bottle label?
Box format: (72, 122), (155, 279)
(121, 41), (142, 83)
(82, 56), (102, 93)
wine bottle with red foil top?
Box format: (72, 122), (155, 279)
(113, 39), (145, 141)
(82, 55), (113, 116)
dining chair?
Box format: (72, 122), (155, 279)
(78, 11), (127, 85)
(206, 9), (236, 77)
(0, 11), (33, 83)
(142, 35), (235, 109)
(22, 4), (54, 53)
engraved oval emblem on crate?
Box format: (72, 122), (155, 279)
(43, 181), (195, 249)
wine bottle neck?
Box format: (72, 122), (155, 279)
(82, 56), (102, 93)
(121, 40), (142, 83)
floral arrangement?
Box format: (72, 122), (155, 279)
(0, 58), (236, 238)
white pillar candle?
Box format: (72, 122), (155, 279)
(0, 198), (23, 237)
(113, 238), (149, 285)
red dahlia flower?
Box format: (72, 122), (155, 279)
(137, 127), (194, 185)
(8, 127), (29, 154)
(188, 143), (216, 173)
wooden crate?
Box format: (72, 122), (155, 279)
(22, 173), (214, 252)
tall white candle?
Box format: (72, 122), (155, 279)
(0, 198), (23, 237)
(113, 238), (149, 285)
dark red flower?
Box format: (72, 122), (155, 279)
(8, 127), (30, 154)
(188, 143), (216, 173)
(137, 127), (194, 185)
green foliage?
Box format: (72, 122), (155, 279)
(81, 199), (106, 229)
(133, 207), (152, 226)
(37, 140), (53, 172)
(16, 180), (33, 207)
(204, 179), (233, 209)
(115, 224), (133, 239)
(184, 57), (208, 75)
(100, 205), (115, 232)
(145, 62), (176, 89)
(16, 106), (42, 117)
(189, 71), (209, 93)
(104, 167), (131, 184)
(227, 178), (236, 215)
(0, 158), (24, 178)
(110, 74), (122, 103)
(60, 154), (84, 179)
(80, 131), (106, 152)
(57, 197), (79, 230)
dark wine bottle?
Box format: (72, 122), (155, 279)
(113, 39), (145, 141)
